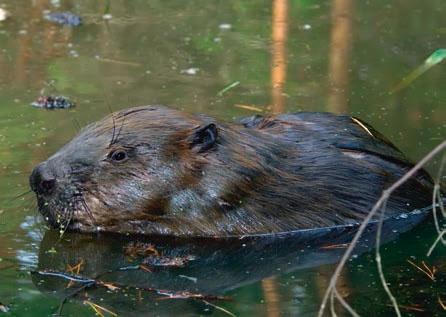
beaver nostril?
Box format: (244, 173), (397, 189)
(30, 164), (57, 195)
(40, 179), (56, 193)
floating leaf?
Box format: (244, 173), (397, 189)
(390, 49), (446, 94)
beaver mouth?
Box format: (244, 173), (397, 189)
(65, 220), (95, 232)
(35, 187), (97, 232)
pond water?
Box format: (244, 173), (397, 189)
(0, 1), (445, 316)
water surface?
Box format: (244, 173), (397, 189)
(0, 1), (445, 316)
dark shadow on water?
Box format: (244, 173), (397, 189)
(32, 208), (430, 316)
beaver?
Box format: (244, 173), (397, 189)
(29, 106), (434, 237)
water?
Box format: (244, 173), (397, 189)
(0, 0), (445, 316)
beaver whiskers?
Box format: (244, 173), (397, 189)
(109, 114), (126, 148)
(75, 189), (96, 227)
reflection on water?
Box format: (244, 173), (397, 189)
(30, 211), (430, 316)
(271, 0), (288, 113)
(327, 0), (353, 113)
(0, 0), (445, 316)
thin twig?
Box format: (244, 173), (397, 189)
(320, 243), (350, 250)
(234, 104), (264, 112)
(407, 260), (436, 281)
(202, 300), (237, 317)
(376, 201), (401, 316)
(333, 288), (359, 317)
(318, 140), (446, 317)
(428, 155), (446, 256)
(389, 304), (425, 312)
(56, 283), (93, 317)
(33, 270), (230, 302)
(427, 230), (446, 257)
(330, 289), (338, 317)
(84, 300), (118, 317)
(8, 190), (33, 202)
(217, 81), (240, 96)
(438, 296), (446, 310)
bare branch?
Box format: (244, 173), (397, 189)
(318, 140), (446, 317)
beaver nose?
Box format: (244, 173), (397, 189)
(30, 164), (57, 195)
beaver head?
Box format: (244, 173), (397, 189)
(29, 106), (235, 235)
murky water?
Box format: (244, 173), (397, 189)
(0, 1), (445, 316)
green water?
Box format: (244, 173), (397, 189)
(0, 1), (445, 316)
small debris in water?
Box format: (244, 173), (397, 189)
(157, 290), (229, 301)
(142, 255), (196, 268)
(407, 260), (436, 281)
(219, 23), (232, 30)
(124, 242), (159, 258)
(124, 242), (196, 268)
(217, 81), (240, 96)
(102, 14), (112, 20)
(181, 67), (200, 75)
(0, 303), (10, 313)
(179, 274), (198, 283)
(31, 96), (75, 109)
(320, 243), (349, 250)
(66, 259), (84, 288)
(46, 247), (57, 254)
(0, 8), (9, 22)
(34, 269), (229, 302)
(303, 24), (312, 30)
(389, 304), (425, 312)
(44, 12), (82, 26)
(97, 281), (120, 291)
(234, 104), (263, 112)
(83, 300), (117, 317)
(138, 264), (152, 272)
(68, 50), (79, 58)
(95, 56), (141, 67)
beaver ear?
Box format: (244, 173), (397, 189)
(189, 123), (218, 153)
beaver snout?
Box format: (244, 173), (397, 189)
(30, 163), (57, 196)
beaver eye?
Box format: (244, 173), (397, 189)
(109, 150), (128, 162)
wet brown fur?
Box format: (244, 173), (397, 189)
(30, 106), (434, 237)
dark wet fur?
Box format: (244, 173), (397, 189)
(30, 106), (435, 237)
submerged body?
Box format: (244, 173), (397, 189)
(30, 106), (433, 237)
